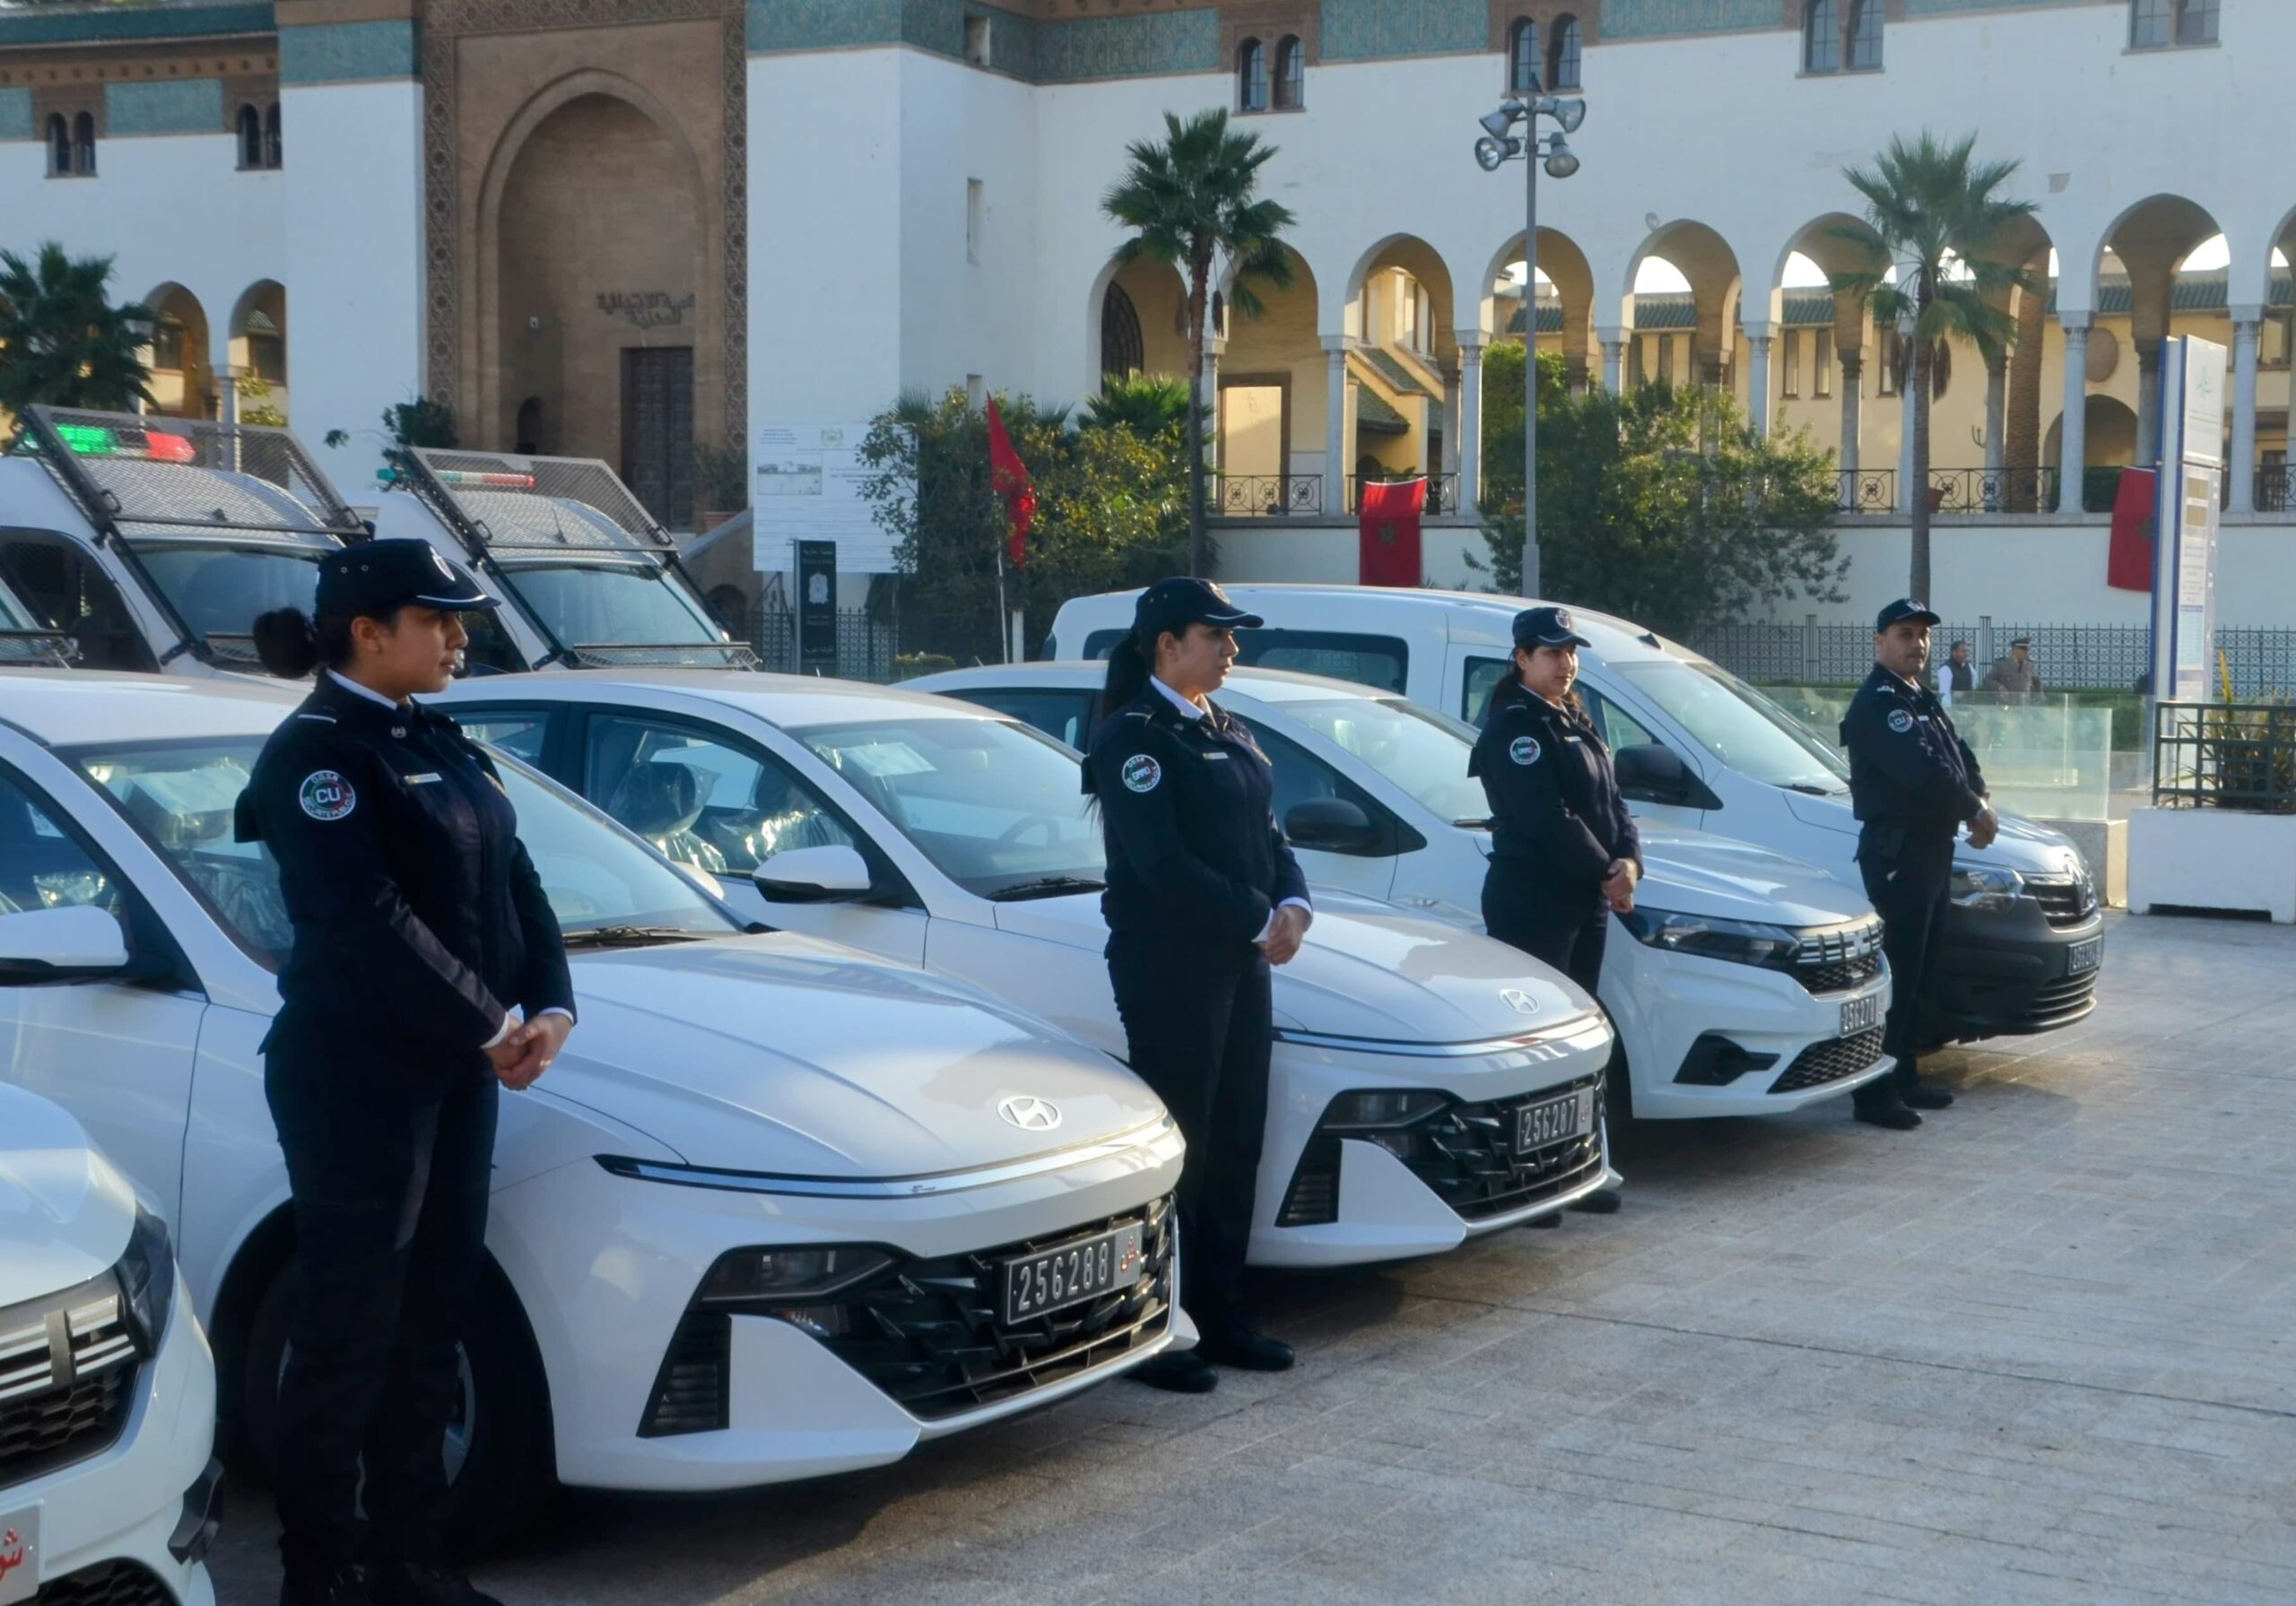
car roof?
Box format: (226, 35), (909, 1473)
(441, 667), (1003, 729)
(1057, 584), (1674, 661)
(919, 662), (1387, 708)
(0, 668), (298, 747)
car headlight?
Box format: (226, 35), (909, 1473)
(698, 1246), (897, 1307)
(1320, 1090), (1450, 1132)
(1950, 862), (2025, 910)
(117, 1203), (176, 1354)
(1618, 907), (1801, 969)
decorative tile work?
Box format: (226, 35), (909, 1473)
(1033, 7), (1219, 79)
(105, 78), (225, 135)
(0, 86), (30, 142)
(0, 2), (273, 48)
(901, 0), (1041, 77)
(282, 19), (419, 84)
(1319, 0), (1483, 61)
(1905, 0), (2113, 14)
(746, 0), (906, 52)
(1599, 0), (1776, 39)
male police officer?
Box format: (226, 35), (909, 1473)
(1840, 599), (1996, 1131)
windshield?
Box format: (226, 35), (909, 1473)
(1274, 695), (1489, 825)
(1616, 659), (1849, 792)
(792, 717), (1107, 899)
(131, 543), (324, 643)
(504, 561), (723, 650)
(66, 736), (740, 966)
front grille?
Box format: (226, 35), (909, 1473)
(24, 1558), (176, 1605)
(2022, 971), (2100, 1027)
(1770, 1028), (1888, 1094)
(1792, 921), (1887, 994)
(0, 1277), (140, 1489)
(1389, 1074), (1605, 1222)
(1795, 953), (1883, 994)
(2025, 873), (2099, 927)
(645, 1199), (1176, 1431)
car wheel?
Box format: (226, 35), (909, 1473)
(239, 1262), (556, 1550)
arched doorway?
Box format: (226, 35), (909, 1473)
(142, 284), (213, 421)
(229, 280), (288, 423)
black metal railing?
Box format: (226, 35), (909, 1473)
(1923, 466), (2061, 514)
(2153, 700), (2296, 814)
(1833, 467), (1895, 512)
(2256, 466), (2295, 514)
(1345, 473), (1463, 516)
(1211, 473), (1323, 517)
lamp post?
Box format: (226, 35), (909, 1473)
(1474, 83), (1585, 599)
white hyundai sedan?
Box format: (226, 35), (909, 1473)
(0, 670), (1185, 1536)
(430, 671), (1623, 1269)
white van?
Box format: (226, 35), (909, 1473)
(1045, 586), (2103, 1045)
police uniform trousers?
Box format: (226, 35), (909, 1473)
(265, 1029), (498, 1574)
(1482, 867), (1609, 996)
(1106, 933), (1270, 1342)
(1856, 828), (1957, 1108)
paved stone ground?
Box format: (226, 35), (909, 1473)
(210, 910), (2296, 1605)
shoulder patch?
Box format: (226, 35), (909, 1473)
(1121, 753), (1162, 793)
(1887, 708), (1916, 734)
(1509, 735), (1542, 767)
(299, 769), (356, 821)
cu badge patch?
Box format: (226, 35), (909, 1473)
(1887, 708), (1916, 734)
(299, 769), (356, 821)
(1509, 735), (1542, 766)
(1121, 753), (1162, 793)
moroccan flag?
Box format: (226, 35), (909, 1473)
(2107, 466), (2157, 592)
(986, 398), (1036, 568)
(1358, 477), (1426, 587)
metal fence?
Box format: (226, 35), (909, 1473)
(2153, 701), (2296, 812)
(1213, 473), (1324, 517)
(726, 603), (898, 681)
(1690, 620), (2296, 696)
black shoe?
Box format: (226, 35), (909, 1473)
(1569, 1189), (1622, 1214)
(370, 1562), (502, 1606)
(1129, 1350), (1219, 1393)
(283, 1566), (371, 1606)
(1902, 1085), (1954, 1110)
(1197, 1330), (1294, 1372)
(1854, 1101), (1923, 1131)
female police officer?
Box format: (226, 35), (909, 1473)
(1471, 605), (1639, 1212)
(1086, 577), (1309, 1393)
(239, 540), (575, 1606)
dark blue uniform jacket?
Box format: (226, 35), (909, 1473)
(1839, 664), (1989, 855)
(1470, 683), (1640, 887)
(236, 676), (575, 1065)
(1083, 687), (1309, 947)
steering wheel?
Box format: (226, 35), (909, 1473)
(996, 814), (1061, 848)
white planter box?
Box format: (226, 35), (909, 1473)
(2127, 807), (2296, 923)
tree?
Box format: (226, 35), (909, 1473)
(1472, 374), (1847, 640)
(857, 386), (1193, 664)
(1831, 131), (2039, 601)
(1083, 372), (1190, 438)
(1100, 109), (1296, 577)
(324, 397), (458, 473)
(0, 243), (155, 431)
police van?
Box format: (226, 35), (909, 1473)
(1045, 586), (2103, 1044)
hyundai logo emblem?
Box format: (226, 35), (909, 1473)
(1500, 988), (1540, 1014)
(998, 1095), (1062, 1132)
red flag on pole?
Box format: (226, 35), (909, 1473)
(1358, 477), (1427, 586)
(986, 398), (1036, 569)
(2107, 466), (2157, 592)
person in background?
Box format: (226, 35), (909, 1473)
(1938, 639), (1976, 706)
(1983, 638), (2044, 699)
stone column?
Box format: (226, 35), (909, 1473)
(1838, 349), (1863, 507)
(2057, 317), (2091, 514)
(1745, 325), (1775, 438)
(1597, 332), (1625, 393)
(1457, 340), (1485, 515)
(1983, 352), (2007, 509)
(2135, 335), (2164, 465)
(1202, 336), (1224, 476)
(2230, 308), (2261, 514)
(1323, 336), (1349, 516)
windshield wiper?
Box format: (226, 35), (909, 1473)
(1783, 783), (1841, 796)
(561, 925), (712, 950)
(1453, 816), (1494, 829)
(987, 875), (1106, 902)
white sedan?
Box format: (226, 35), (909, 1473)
(0, 669), (1186, 1536)
(432, 671), (1623, 1269)
(914, 664), (1897, 1122)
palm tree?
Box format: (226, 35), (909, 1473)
(1102, 109), (1296, 577)
(0, 243), (156, 434)
(1083, 372), (1191, 438)
(1831, 133), (2038, 602)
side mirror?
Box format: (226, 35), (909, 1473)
(752, 844), (874, 904)
(1613, 742), (1695, 806)
(0, 906), (131, 984)
(1284, 797), (1382, 854)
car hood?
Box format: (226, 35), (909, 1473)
(1779, 786), (2079, 872)
(0, 1086), (135, 1307)
(993, 891), (1600, 1043)
(1629, 828), (1873, 926)
(543, 934), (1166, 1176)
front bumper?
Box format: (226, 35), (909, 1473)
(0, 1271), (218, 1606)
(1928, 899), (2103, 1040)
(485, 1118), (1187, 1493)
(1248, 1013), (1620, 1268)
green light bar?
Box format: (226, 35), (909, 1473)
(56, 423), (114, 456)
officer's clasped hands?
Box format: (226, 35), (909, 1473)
(1257, 901), (1312, 964)
(489, 1011), (572, 1091)
(1601, 858), (1639, 915)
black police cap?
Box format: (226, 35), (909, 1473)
(1512, 604), (1590, 651)
(1133, 577), (1264, 638)
(1874, 597), (1941, 632)
(317, 539), (499, 619)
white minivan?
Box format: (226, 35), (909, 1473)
(1046, 586), (2104, 1045)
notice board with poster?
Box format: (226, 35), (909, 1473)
(752, 423), (905, 577)
(796, 540), (838, 674)
(2150, 338), (2226, 701)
